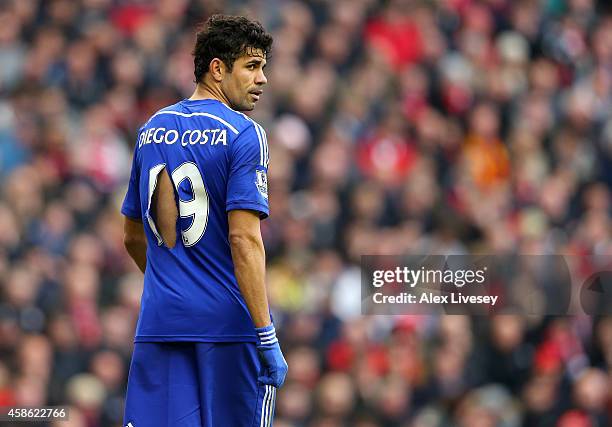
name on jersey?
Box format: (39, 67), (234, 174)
(138, 128), (227, 148)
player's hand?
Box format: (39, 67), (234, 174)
(255, 324), (288, 388)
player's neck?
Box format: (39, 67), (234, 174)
(189, 83), (231, 107)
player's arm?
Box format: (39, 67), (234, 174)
(228, 209), (271, 327)
(121, 135), (146, 273)
(227, 123), (287, 387)
(124, 217), (147, 273)
(228, 209), (287, 387)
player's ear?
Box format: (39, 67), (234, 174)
(209, 58), (225, 82)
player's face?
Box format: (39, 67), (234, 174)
(222, 48), (267, 111)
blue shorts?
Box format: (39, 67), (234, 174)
(123, 342), (277, 427)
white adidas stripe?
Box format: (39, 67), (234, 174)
(253, 122), (269, 167)
(219, 104), (269, 167)
(260, 385), (270, 427)
(260, 123), (269, 167)
(268, 387), (276, 427)
(266, 385), (274, 427)
(252, 120), (265, 166)
(259, 384), (277, 427)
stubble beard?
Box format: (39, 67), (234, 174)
(236, 99), (256, 112)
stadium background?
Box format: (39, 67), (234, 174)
(0, 0), (611, 426)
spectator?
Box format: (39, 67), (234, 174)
(0, 1), (610, 426)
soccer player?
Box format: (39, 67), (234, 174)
(120, 15), (287, 426)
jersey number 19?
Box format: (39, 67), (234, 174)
(148, 162), (209, 247)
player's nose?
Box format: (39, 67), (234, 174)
(255, 69), (267, 85)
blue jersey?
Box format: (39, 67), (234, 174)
(121, 99), (269, 343)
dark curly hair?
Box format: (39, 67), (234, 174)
(193, 15), (273, 83)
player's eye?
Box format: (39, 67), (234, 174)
(247, 64), (257, 70)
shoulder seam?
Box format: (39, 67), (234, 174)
(145, 110), (240, 134)
(218, 103), (259, 130)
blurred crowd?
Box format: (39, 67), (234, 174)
(0, 0), (611, 426)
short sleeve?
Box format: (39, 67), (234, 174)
(121, 143), (142, 220)
(226, 123), (270, 219)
